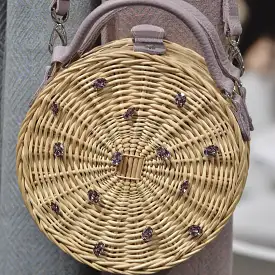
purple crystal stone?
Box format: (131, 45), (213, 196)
(204, 145), (219, 157)
(51, 202), (60, 214)
(180, 180), (189, 195)
(188, 225), (203, 238)
(142, 227), (153, 242)
(53, 142), (64, 158)
(112, 152), (122, 166)
(88, 190), (100, 204)
(52, 102), (59, 116)
(156, 147), (171, 160)
(92, 78), (107, 90)
(123, 108), (136, 120)
(175, 93), (187, 107)
(93, 242), (105, 257)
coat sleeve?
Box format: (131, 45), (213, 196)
(0, 1), (100, 275)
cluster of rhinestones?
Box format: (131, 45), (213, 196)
(142, 227), (154, 242)
(92, 78), (107, 90)
(156, 147), (171, 160)
(93, 242), (105, 257)
(204, 145), (219, 157)
(180, 180), (189, 195)
(175, 93), (187, 107)
(52, 102), (59, 116)
(112, 152), (122, 166)
(123, 107), (136, 120)
(188, 225), (203, 238)
(88, 190), (100, 204)
(53, 142), (64, 158)
(51, 202), (60, 214)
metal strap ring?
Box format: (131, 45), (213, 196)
(51, 8), (69, 24)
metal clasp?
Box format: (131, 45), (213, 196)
(131, 25), (166, 55)
(48, 8), (69, 54)
(227, 36), (245, 76)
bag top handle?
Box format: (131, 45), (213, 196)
(51, 0), (241, 96)
(50, 0), (242, 37)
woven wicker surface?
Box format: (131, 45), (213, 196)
(16, 39), (249, 274)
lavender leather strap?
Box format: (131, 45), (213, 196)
(73, 0), (239, 74)
(50, 0), (241, 37)
(223, 0), (242, 37)
(50, 0), (70, 16)
(78, 8), (126, 54)
(51, 0), (240, 96)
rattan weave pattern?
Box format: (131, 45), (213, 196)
(16, 39), (249, 274)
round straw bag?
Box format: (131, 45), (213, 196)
(16, 0), (252, 274)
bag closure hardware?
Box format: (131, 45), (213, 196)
(227, 36), (245, 76)
(131, 25), (166, 55)
(48, 6), (69, 54)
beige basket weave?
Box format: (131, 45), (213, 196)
(16, 39), (249, 274)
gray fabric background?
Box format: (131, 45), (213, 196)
(0, 0), (7, 179)
(0, 1), (233, 274)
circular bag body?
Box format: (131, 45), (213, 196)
(16, 39), (249, 274)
